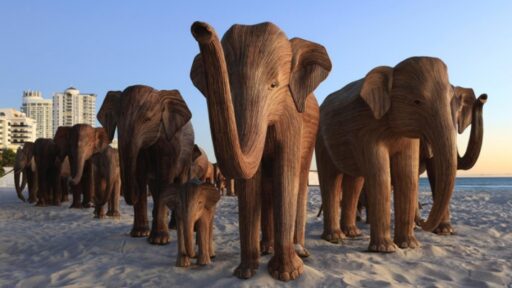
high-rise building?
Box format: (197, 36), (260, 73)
(21, 90), (53, 138)
(0, 108), (37, 150)
(53, 87), (96, 134)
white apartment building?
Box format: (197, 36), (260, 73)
(0, 108), (37, 150)
(21, 90), (53, 138)
(53, 87), (96, 134)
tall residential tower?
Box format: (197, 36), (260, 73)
(53, 87), (96, 134)
(21, 90), (53, 138)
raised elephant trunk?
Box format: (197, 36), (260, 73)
(420, 125), (457, 231)
(458, 94), (486, 170)
(191, 22), (267, 180)
(14, 170), (26, 202)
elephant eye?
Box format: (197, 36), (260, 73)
(413, 100), (422, 105)
(270, 81), (279, 89)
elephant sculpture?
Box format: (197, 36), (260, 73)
(162, 180), (220, 267)
(97, 85), (195, 245)
(14, 142), (38, 203)
(190, 21), (331, 281)
(33, 138), (64, 206)
(54, 126), (95, 208)
(316, 57), (458, 252)
(417, 88), (487, 234)
(91, 146), (121, 219)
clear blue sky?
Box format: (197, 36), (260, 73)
(1, 1), (511, 175)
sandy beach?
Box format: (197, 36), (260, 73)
(0, 175), (511, 287)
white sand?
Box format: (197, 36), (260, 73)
(0, 174), (511, 287)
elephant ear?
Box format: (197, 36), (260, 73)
(201, 183), (220, 209)
(159, 90), (192, 140)
(289, 38), (332, 112)
(360, 66), (393, 119)
(192, 144), (202, 161)
(94, 128), (111, 153)
(97, 91), (122, 141)
(452, 86), (476, 134)
(54, 126), (72, 157)
(190, 54), (208, 97)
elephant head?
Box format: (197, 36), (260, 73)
(360, 57), (457, 231)
(451, 88), (487, 170)
(54, 126), (72, 160)
(189, 144), (208, 180)
(67, 124), (110, 185)
(97, 86), (192, 205)
(14, 142), (34, 202)
(190, 21), (331, 179)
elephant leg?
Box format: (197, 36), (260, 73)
(27, 170), (38, 203)
(260, 173), (274, 255)
(130, 190), (150, 237)
(175, 211), (190, 267)
(94, 204), (106, 219)
(208, 211), (215, 258)
(107, 180), (121, 218)
(267, 138), (304, 282)
(365, 145), (395, 253)
(148, 181), (170, 245)
(391, 140), (420, 249)
(61, 178), (69, 202)
(35, 179), (47, 207)
(294, 153), (313, 258)
(82, 164), (94, 208)
(426, 158), (454, 235)
(340, 175), (364, 238)
(52, 171), (62, 206)
(316, 136), (344, 243)
(70, 183), (82, 208)
(196, 218), (211, 266)
(233, 171), (261, 279)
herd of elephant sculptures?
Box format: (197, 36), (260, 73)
(11, 21), (486, 282)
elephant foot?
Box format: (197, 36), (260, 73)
(148, 230), (170, 245)
(35, 201), (47, 207)
(28, 197), (37, 204)
(368, 237), (397, 253)
(321, 229), (346, 244)
(69, 202), (83, 209)
(294, 244), (310, 258)
(268, 252), (304, 282)
(433, 222), (454, 235)
(394, 234), (420, 249)
(234, 262), (259, 279)
(94, 213), (106, 219)
(260, 241), (274, 255)
(176, 255), (191, 267)
(52, 200), (61, 206)
(130, 226), (150, 238)
(341, 224), (362, 238)
(197, 253), (211, 266)
(82, 202), (94, 208)
(106, 210), (121, 218)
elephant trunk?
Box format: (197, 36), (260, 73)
(14, 170), (26, 202)
(191, 21), (267, 180)
(70, 152), (87, 185)
(118, 139), (140, 205)
(420, 125), (457, 231)
(458, 94), (487, 170)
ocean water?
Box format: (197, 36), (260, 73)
(419, 177), (512, 194)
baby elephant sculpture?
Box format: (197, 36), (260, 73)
(162, 180), (220, 267)
(92, 146), (121, 219)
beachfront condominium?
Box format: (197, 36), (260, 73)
(53, 87), (96, 134)
(21, 90), (53, 139)
(0, 108), (37, 150)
